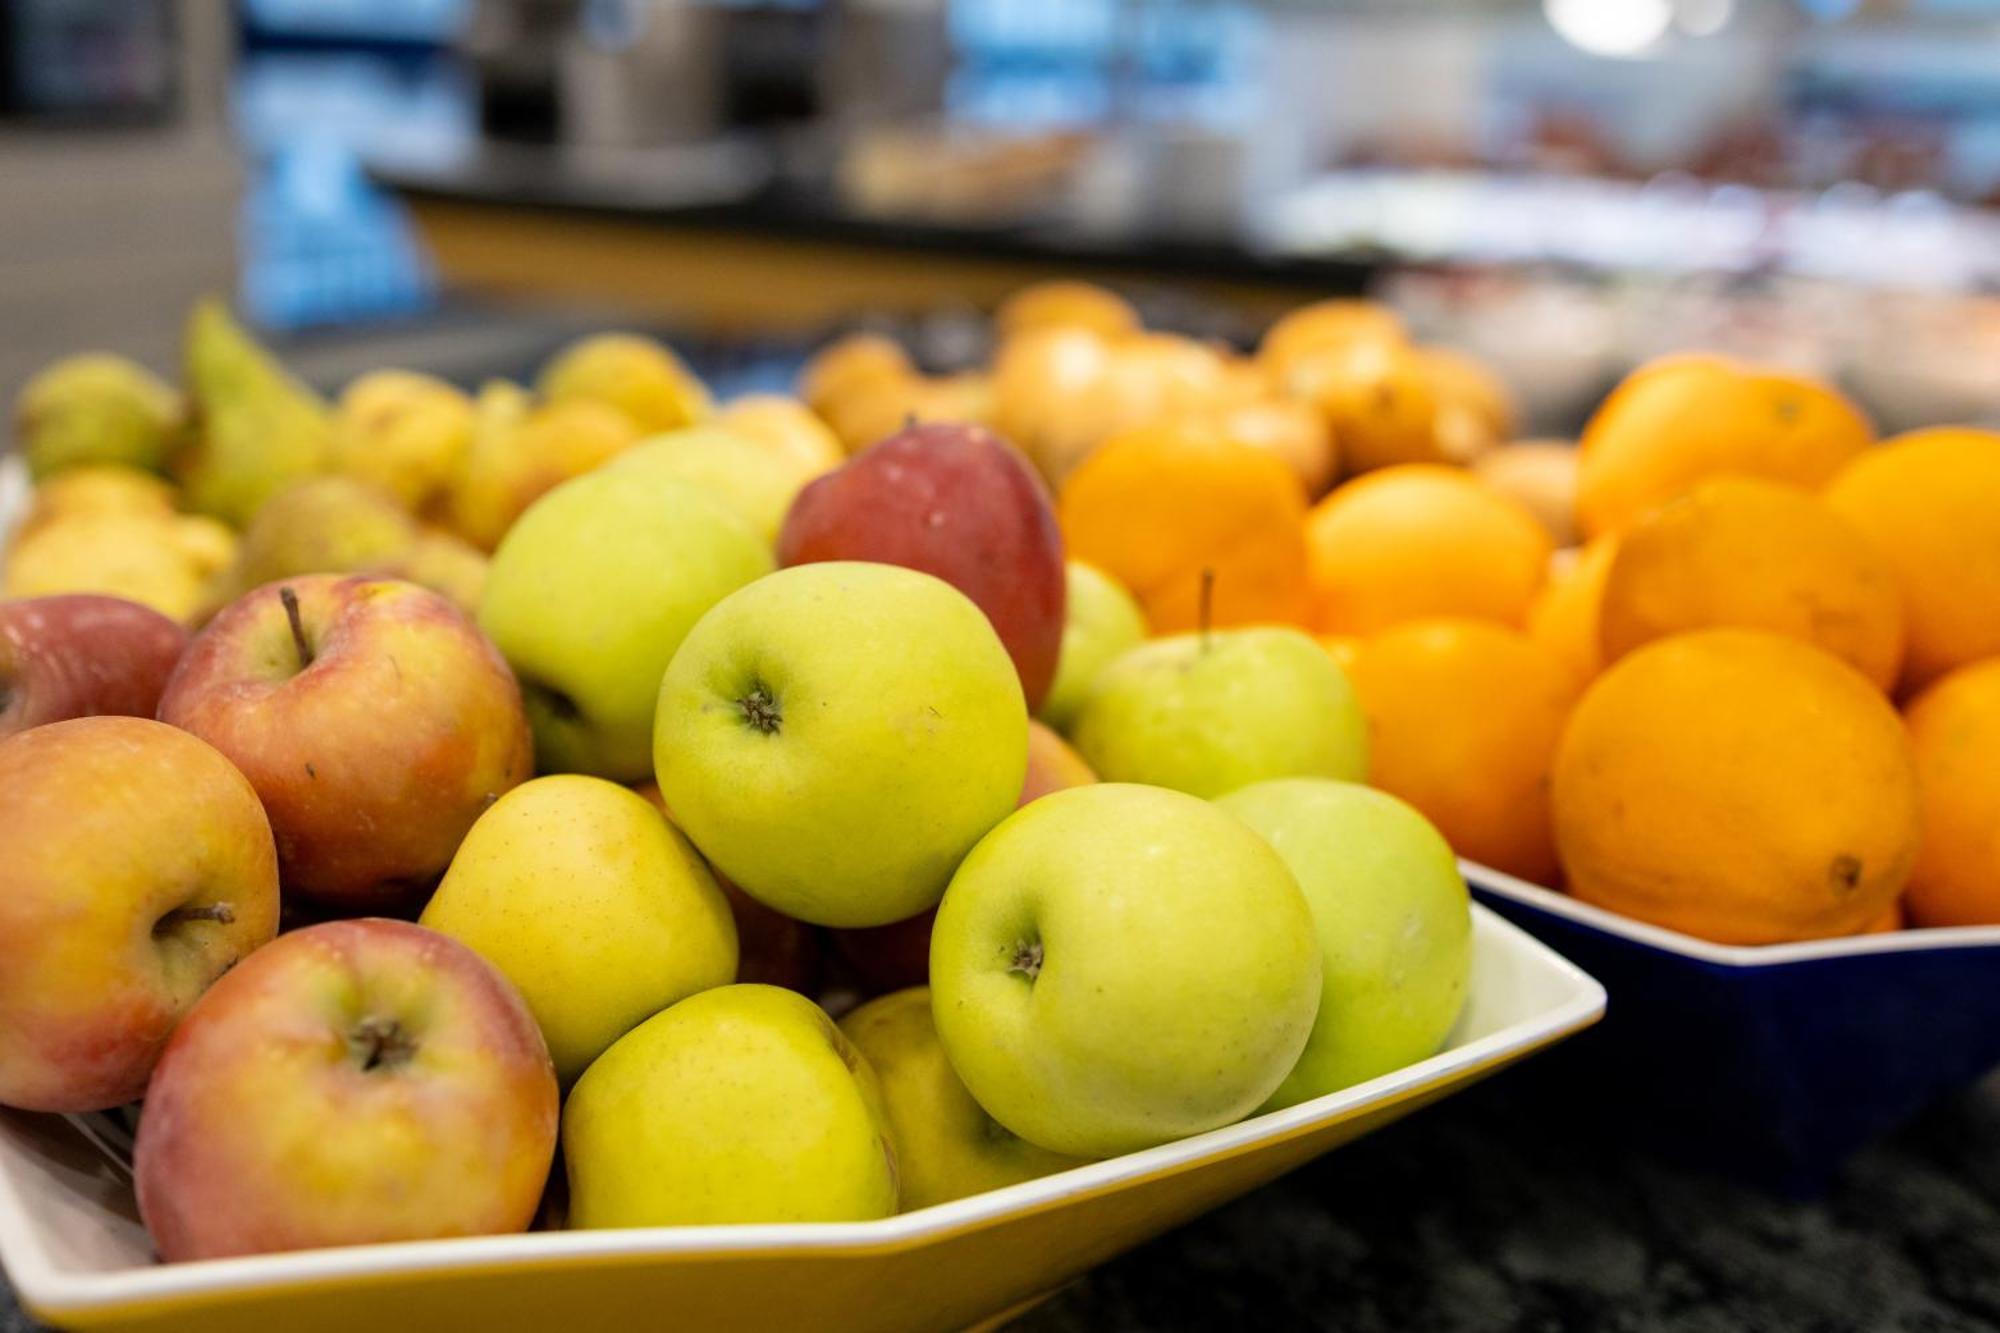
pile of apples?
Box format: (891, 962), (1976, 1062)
(0, 291), (1476, 1263)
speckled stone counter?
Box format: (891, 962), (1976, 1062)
(8, 1066), (1999, 1333)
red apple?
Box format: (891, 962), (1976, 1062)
(0, 594), (188, 738)
(632, 780), (822, 994)
(777, 421), (1066, 710)
(134, 918), (558, 1261)
(158, 575), (533, 908)
(0, 716), (278, 1111)
(831, 719), (1096, 994)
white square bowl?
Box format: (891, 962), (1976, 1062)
(0, 906), (1602, 1333)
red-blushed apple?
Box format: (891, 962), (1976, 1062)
(0, 594), (188, 738)
(832, 719), (1095, 994)
(0, 717), (278, 1111)
(133, 918), (558, 1261)
(776, 421), (1066, 711)
(633, 781), (822, 995)
(158, 575), (532, 908)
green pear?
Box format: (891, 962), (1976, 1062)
(177, 299), (332, 526)
(563, 984), (898, 1227)
(422, 775), (738, 1083)
(15, 354), (183, 480)
(233, 476), (417, 587)
(479, 467), (772, 781)
(1071, 627), (1368, 798)
(1216, 779), (1471, 1108)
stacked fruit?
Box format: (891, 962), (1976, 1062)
(0, 291), (1479, 1263)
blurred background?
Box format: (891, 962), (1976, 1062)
(2, 0), (1996, 430)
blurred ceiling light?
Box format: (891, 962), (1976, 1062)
(1676, 0), (1736, 36)
(1545, 0), (1675, 57)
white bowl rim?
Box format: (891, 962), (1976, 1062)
(0, 904), (1604, 1316)
(1462, 859), (2000, 967)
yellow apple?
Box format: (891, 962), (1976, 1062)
(563, 984), (899, 1226)
(840, 987), (1083, 1209)
(422, 775), (739, 1083)
(538, 333), (711, 433)
(332, 369), (475, 512)
(608, 425), (818, 545)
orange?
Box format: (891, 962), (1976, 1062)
(1575, 354), (1873, 537)
(1471, 440), (1579, 546)
(818, 372), (993, 455)
(1058, 419), (1310, 634)
(798, 334), (913, 418)
(991, 325), (1114, 465)
(1527, 535), (1618, 683)
(1902, 658), (2000, 927)
(1858, 901), (1904, 935)
(1597, 476), (1905, 691)
(1552, 629), (1919, 945)
(1028, 333), (1230, 486)
(1417, 345), (1517, 441)
(1279, 340), (1472, 475)
(994, 281), (1140, 341)
(1348, 619), (1580, 883)
(1257, 299), (1407, 385)
(1824, 427), (2000, 693)
(1304, 464), (1552, 635)
(1197, 396), (1338, 498)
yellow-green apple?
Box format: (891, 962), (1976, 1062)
(1071, 628), (1367, 798)
(830, 719), (1095, 994)
(0, 717), (278, 1111)
(16, 353), (182, 480)
(421, 775), (739, 1082)
(1038, 560), (1146, 731)
(563, 983), (897, 1226)
(538, 332), (711, 434)
(1215, 779), (1471, 1107)
(0, 595), (188, 737)
(654, 561), (1026, 927)
(930, 783), (1319, 1157)
(133, 918), (557, 1261)
(158, 575), (532, 908)
(331, 369), (474, 512)
(445, 381), (640, 552)
(233, 476), (418, 586)
(840, 987), (1083, 1209)
(632, 781), (822, 994)
(830, 719), (1091, 992)
(776, 422), (1067, 710)
(174, 298), (332, 527)
(479, 468), (772, 780)
(3, 509), (233, 626)
(608, 425), (814, 544)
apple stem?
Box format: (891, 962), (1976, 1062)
(280, 586), (314, 671)
(1198, 567), (1216, 653)
(153, 903), (235, 938)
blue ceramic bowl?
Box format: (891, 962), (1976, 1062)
(1464, 862), (2000, 1196)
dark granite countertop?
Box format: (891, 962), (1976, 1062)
(9, 1063), (2000, 1332)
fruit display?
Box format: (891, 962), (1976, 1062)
(1, 275), (1991, 1283)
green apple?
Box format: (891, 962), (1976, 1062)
(930, 783), (1320, 1158)
(563, 984), (898, 1226)
(841, 986), (1084, 1209)
(421, 775), (738, 1083)
(1216, 779), (1471, 1108)
(653, 561), (1026, 927)
(1039, 561), (1146, 732)
(479, 467), (772, 781)
(610, 425), (820, 544)
(1070, 627), (1367, 799)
